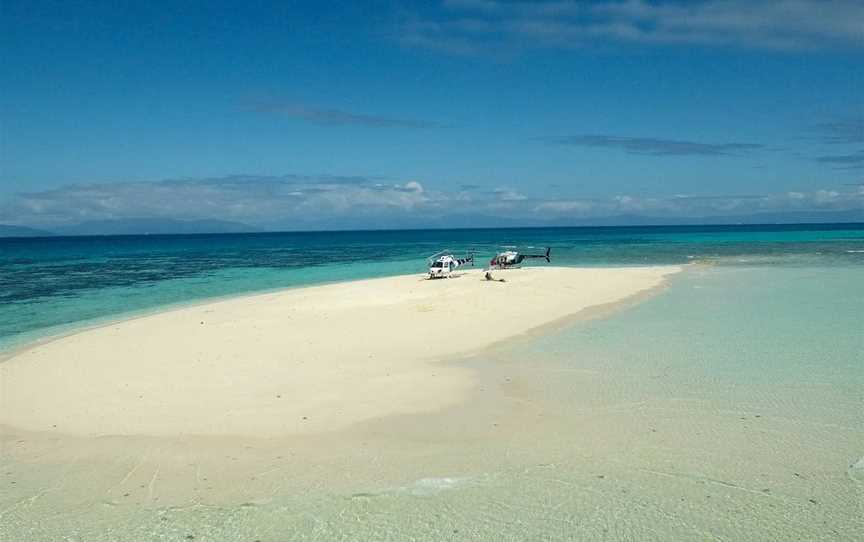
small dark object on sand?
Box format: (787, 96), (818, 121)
(485, 271), (506, 282)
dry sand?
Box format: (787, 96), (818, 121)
(0, 266), (679, 437)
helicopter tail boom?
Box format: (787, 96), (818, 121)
(522, 247), (551, 262)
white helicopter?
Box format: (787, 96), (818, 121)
(427, 250), (475, 279)
(489, 247), (551, 269)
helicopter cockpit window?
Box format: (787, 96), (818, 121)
(432, 262), (444, 268)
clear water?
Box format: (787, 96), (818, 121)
(1, 225), (863, 540)
(2, 224), (863, 352)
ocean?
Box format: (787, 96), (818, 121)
(1, 224), (863, 540)
(2, 224), (863, 353)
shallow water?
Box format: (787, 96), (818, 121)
(2, 226), (863, 540)
(1, 262), (862, 540)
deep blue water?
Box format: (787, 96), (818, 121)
(1, 224), (863, 351)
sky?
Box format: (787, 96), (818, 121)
(1, 0), (862, 230)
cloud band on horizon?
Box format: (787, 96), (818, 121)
(2, 174), (862, 230)
(402, 0), (864, 55)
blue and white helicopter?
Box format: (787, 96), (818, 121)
(427, 250), (475, 279)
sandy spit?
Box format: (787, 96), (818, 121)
(0, 266), (679, 437)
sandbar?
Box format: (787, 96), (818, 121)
(0, 266), (679, 437)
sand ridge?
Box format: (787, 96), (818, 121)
(0, 266), (680, 437)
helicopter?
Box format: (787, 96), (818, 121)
(427, 250), (475, 279)
(489, 247), (551, 269)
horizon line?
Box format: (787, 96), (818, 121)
(2, 221), (864, 240)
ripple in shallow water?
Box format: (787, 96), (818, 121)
(849, 457), (864, 482)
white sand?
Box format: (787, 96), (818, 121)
(0, 266), (679, 437)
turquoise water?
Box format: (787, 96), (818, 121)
(1, 224), (863, 540)
(2, 224), (863, 352)
(3, 255), (862, 540)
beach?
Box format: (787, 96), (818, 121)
(0, 266), (678, 437)
(1, 242), (862, 541)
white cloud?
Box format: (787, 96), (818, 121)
(493, 187), (527, 201)
(1, 174), (862, 229)
(0, 175), (438, 228)
(402, 0), (864, 54)
(403, 181), (425, 193)
(533, 200), (595, 213)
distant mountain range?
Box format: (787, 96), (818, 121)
(0, 224), (55, 237)
(0, 218), (258, 237)
(1, 210), (862, 237)
(260, 209), (864, 231)
(54, 218), (259, 236)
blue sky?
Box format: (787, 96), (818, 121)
(1, 0), (862, 229)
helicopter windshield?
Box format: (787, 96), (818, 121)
(431, 262), (444, 268)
